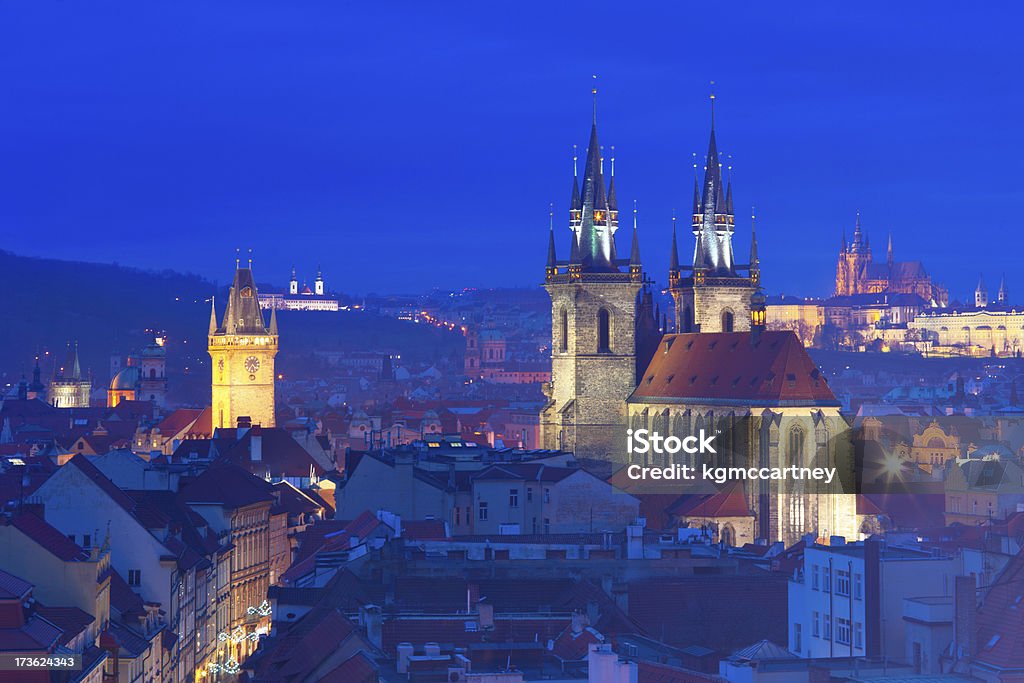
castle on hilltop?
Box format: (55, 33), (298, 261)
(834, 216), (948, 306)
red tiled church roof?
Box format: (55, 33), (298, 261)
(629, 332), (837, 407)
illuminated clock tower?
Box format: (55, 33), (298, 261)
(209, 262), (279, 429)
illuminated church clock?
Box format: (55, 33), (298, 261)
(244, 356), (260, 374)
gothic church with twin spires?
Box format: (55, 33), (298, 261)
(540, 97), (857, 546)
(540, 96), (760, 461)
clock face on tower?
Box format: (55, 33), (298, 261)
(244, 356), (260, 374)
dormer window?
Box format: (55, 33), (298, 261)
(241, 286), (253, 298)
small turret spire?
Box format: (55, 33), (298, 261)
(269, 302), (279, 336)
(629, 200), (641, 270)
(209, 297), (218, 334)
(750, 208), (760, 270)
(998, 273), (1009, 304)
(607, 146), (618, 213)
(546, 203), (558, 273)
(887, 232), (893, 265)
(669, 212), (680, 275)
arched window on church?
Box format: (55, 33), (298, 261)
(682, 307), (694, 333)
(559, 308), (568, 352)
(150, 368), (157, 379)
(788, 426), (805, 467)
(597, 308), (611, 353)
(722, 309), (735, 333)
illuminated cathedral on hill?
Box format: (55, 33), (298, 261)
(834, 215), (948, 306)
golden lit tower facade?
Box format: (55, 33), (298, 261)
(669, 99), (759, 334)
(209, 263), (279, 429)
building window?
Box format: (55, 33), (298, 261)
(823, 566), (832, 593)
(722, 310), (734, 332)
(854, 621), (864, 649)
(854, 573), (863, 600)
(811, 565), (819, 590)
(597, 308), (611, 353)
(836, 569), (851, 597)
(836, 618), (851, 646)
(544, 518), (551, 534)
(454, 506), (461, 526)
(823, 615), (831, 640)
(128, 570), (142, 587)
(559, 308), (568, 352)
(526, 487), (533, 502)
(793, 623), (802, 653)
(812, 611), (820, 637)
(544, 488), (551, 503)
(509, 488), (519, 508)
(478, 502), (488, 521)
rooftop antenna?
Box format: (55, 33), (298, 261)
(572, 144), (578, 177)
(610, 145), (615, 177)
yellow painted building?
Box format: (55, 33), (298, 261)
(209, 265), (279, 429)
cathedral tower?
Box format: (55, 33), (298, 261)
(669, 97), (758, 333)
(540, 96), (645, 463)
(209, 261), (279, 429)
(834, 214), (870, 296)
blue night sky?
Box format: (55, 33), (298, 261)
(2, 2), (1022, 300)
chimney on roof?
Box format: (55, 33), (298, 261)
(251, 427), (262, 462)
(359, 604), (383, 649)
(953, 575), (977, 664)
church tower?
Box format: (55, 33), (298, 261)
(540, 94), (645, 463)
(209, 260), (279, 430)
(834, 214), (870, 296)
(669, 95), (758, 333)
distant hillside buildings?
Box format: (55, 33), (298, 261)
(258, 266), (339, 311)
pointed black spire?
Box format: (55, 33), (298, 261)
(726, 181), (734, 215)
(750, 210), (760, 270)
(629, 200), (641, 269)
(570, 145), (581, 214)
(840, 228), (847, 254)
(546, 205), (558, 274)
(607, 146), (618, 214)
(692, 177), (701, 216)
(669, 213), (680, 274)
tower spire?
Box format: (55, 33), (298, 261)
(209, 297), (218, 334)
(709, 80), (716, 131)
(546, 203), (558, 278)
(750, 208), (760, 271)
(669, 211), (680, 277)
(575, 84), (614, 272)
(629, 200), (641, 278)
(592, 74), (598, 124)
(887, 232), (893, 265)
(269, 302), (279, 336)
